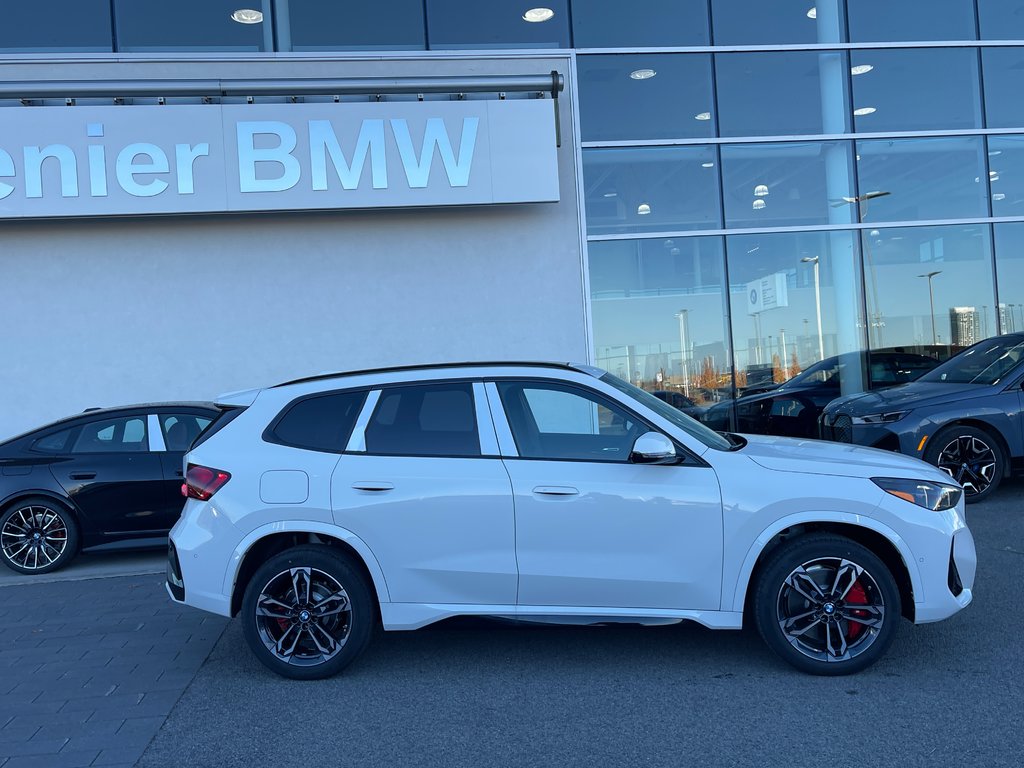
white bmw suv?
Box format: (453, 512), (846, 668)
(168, 362), (976, 678)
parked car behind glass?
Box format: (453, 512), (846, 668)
(0, 403), (219, 574)
(821, 333), (1024, 502)
(701, 351), (940, 438)
(650, 390), (704, 419)
(168, 362), (974, 680)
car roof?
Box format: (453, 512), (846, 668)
(271, 361), (601, 389)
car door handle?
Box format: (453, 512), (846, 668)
(70, 472), (96, 480)
(533, 486), (579, 496)
(351, 482), (394, 492)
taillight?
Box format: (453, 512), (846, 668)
(182, 464), (231, 500)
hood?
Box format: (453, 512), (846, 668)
(738, 433), (951, 481)
(826, 381), (995, 415)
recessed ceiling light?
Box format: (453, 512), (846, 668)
(990, 170), (1000, 181)
(854, 106), (877, 116)
(230, 8), (263, 24)
(523, 7), (554, 22)
(752, 199), (766, 210)
(754, 184), (770, 197)
(807, 7), (817, 19)
(701, 162), (715, 168)
(637, 203), (652, 215)
(851, 64), (874, 76)
(629, 68), (657, 80)
(993, 193), (1007, 201)
(694, 112), (711, 121)
(869, 229), (880, 236)
(989, 150), (1003, 156)
(603, 191), (617, 198)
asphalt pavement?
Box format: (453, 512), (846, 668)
(135, 478), (1024, 768)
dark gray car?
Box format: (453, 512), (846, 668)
(820, 333), (1024, 502)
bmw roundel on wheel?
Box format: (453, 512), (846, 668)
(168, 362), (976, 678)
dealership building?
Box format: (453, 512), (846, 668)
(2, 0), (1023, 440)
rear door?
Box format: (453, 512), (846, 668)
(154, 410), (216, 527)
(50, 413), (167, 539)
(330, 381), (517, 606)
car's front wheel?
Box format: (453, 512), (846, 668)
(241, 545), (374, 680)
(924, 424), (1004, 503)
(0, 498), (79, 574)
(753, 534), (901, 675)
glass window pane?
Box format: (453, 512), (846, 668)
(32, 429), (75, 454)
(72, 416), (148, 453)
(726, 231), (866, 396)
(978, 0), (1024, 39)
(583, 147), (721, 235)
(365, 383), (480, 456)
(285, 0), (425, 50)
(159, 414), (210, 451)
(711, 0), (845, 45)
(426, 0), (569, 49)
(588, 237), (730, 408)
(850, 48), (982, 132)
(994, 223), (1024, 334)
(572, 0), (709, 47)
(115, 0), (267, 51)
(715, 52), (849, 138)
(721, 142), (855, 229)
(855, 137), (988, 223)
(863, 225), (995, 355)
(986, 136), (1024, 217)
(982, 48), (1024, 128)
(578, 54), (715, 141)
(847, 0), (976, 41)
(268, 392), (367, 452)
(0, 2), (112, 51)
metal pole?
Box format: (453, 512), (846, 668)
(813, 259), (824, 360)
(779, 328), (789, 380)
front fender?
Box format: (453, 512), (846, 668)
(727, 511), (922, 614)
(223, 520), (392, 605)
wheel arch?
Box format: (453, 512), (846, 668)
(226, 523), (390, 618)
(731, 515), (920, 622)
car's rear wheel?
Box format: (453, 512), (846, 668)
(924, 424), (1004, 503)
(753, 534), (900, 676)
(241, 545), (374, 680)
(0, 498), (79, 574)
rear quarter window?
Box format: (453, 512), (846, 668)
(266, 391), (367, 453)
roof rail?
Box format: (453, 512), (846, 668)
(272, 361), (589, 389)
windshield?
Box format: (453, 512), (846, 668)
(600, 373), (732, 452)
(778, 355), (842, 388)
(921, 336), (1024, 385)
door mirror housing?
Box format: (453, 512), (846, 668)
(630, 432), (678, 464)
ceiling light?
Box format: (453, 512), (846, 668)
(990, 170), (1000, 181)
(695, 112), (711, 121)
(993, 193), (1007, 201)
(807, 7), (817, 19)
(523, 7), (554, 22)
(989, 150), (1003, 156)
(230, 8), (263, 24)
(869, 229), (880, 236)
(603, 191), (617, 198)
(701, 162), (715, 168)
(629, 68), (657, 80)
(637, 203), (652, 215)
(754, 184), (769, 197)
(851, 64), (874, 76)
(752, 199), (766, 210)
(854, 107), (877, 116)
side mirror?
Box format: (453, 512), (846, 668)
(630, 432), (678, 465)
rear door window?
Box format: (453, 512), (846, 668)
(364, 383), (480, 457)
(71, 416), (148, 453)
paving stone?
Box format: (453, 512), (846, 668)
(92, 745), (150, 766)
(4, 749), (99, 768)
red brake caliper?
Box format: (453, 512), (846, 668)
(846, 580), (869, 640)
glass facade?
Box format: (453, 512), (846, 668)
(5, 0), (1024, 429)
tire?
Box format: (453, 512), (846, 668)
(753, 534), (901, 676)
(241, 545), (375, 680)
(0, 497), (79, 575)
(924, 424), (1004, 504)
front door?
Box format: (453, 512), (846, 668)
(50, 413), (167, 539)
(331, 382), (517, 606)
(490, 379), (723, 611)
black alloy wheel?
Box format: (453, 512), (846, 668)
(925, 425), (1004, 503)
(241, 546), (374, 680)
(754, 534), (900, 675)
(0, 498), (79, 574)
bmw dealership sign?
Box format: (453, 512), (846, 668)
(0, 100), (559, 219)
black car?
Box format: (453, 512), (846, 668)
(650, 390), (705, 418)
(701, 351), (941, 438)
(821, 333), (1024, 502)
(0, 403), (219, 574)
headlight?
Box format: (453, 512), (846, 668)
(872, 477), (962, 511)
(852, 411), (909, 425)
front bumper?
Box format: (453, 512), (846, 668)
(914, 524), (976, 624)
